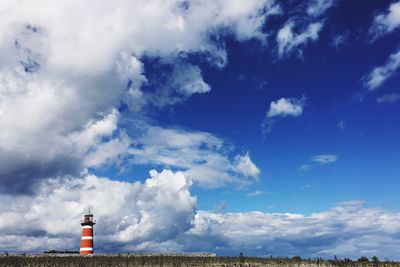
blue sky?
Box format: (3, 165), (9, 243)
(110, 0), (400, 214)
(1, 0), (400, 259)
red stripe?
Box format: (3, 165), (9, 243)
(80, 239), (93, 247)
(82, 228), (93, 236)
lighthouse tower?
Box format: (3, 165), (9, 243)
(80, 209), (96, 254)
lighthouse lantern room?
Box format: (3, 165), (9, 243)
(80, 209), (96, 254)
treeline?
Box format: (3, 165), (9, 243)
(1, 254), (399, 267)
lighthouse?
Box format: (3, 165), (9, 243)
(80, 209), (96, 254)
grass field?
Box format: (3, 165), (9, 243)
(1, 254), (399, 267)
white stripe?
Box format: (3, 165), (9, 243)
(80, 247), (93, 251)
(81, 236), (93, 240)
(82, 225), (93, 229)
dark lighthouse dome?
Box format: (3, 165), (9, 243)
(81, 208), (96, 226)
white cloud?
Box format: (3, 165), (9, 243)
(377, 93), (400, 104)
(186, 201), (400, 259)
(141, 62), (212, 108)
(364, 50), (400, 90)
(262, 96), (306, 134)
(311, 154), (338, 165)
(267, 97), (306, 118)
(307, 0), (336, 17)
(276, 21), (323, 57)
(0, 169), (196, 252)
(171, 63), (211, 96)
(234, 153), (260, 178)
(299, 154), (337, 171)
(128, 126), (260, 188)
(246, 190), (264, 197)
(2, 176), (400, 259)
(274, 0), (335, 58)
(0, 101), (129, 193)
(0, 0), (279, 73)
(0, 0), (279, 191)
(370, 1), (400, 40)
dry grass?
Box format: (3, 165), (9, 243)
(1, 254), (399, 267)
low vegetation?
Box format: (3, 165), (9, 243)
(1, 254), (399, 267)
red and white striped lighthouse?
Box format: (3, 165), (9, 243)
(80, 209), (96, 254)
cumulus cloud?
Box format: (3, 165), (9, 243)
(262, 96), (306, 134)
(370, 1), (400, 40)
(234, 153), (260, 178)
(363, 50), (400, 90)
(0, 23), (143, 193)
(185, 201), (400, 259)
(0, 102), (130, 193)
(276, 21), (323, 57)
(0, 0), (279, 191)
(0, 169), (196, 252)
(2, 175), (400, 260)
(128, 126), (260, 188)
(137, 61), (212, 109)
(377, 93), (400, 104)
(267, 97), (306, 118)
(307, 0), (336, 17)
(171, 63), (211, 96)
(0, 0), (279, 71)
(311, 154), (338, 164)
